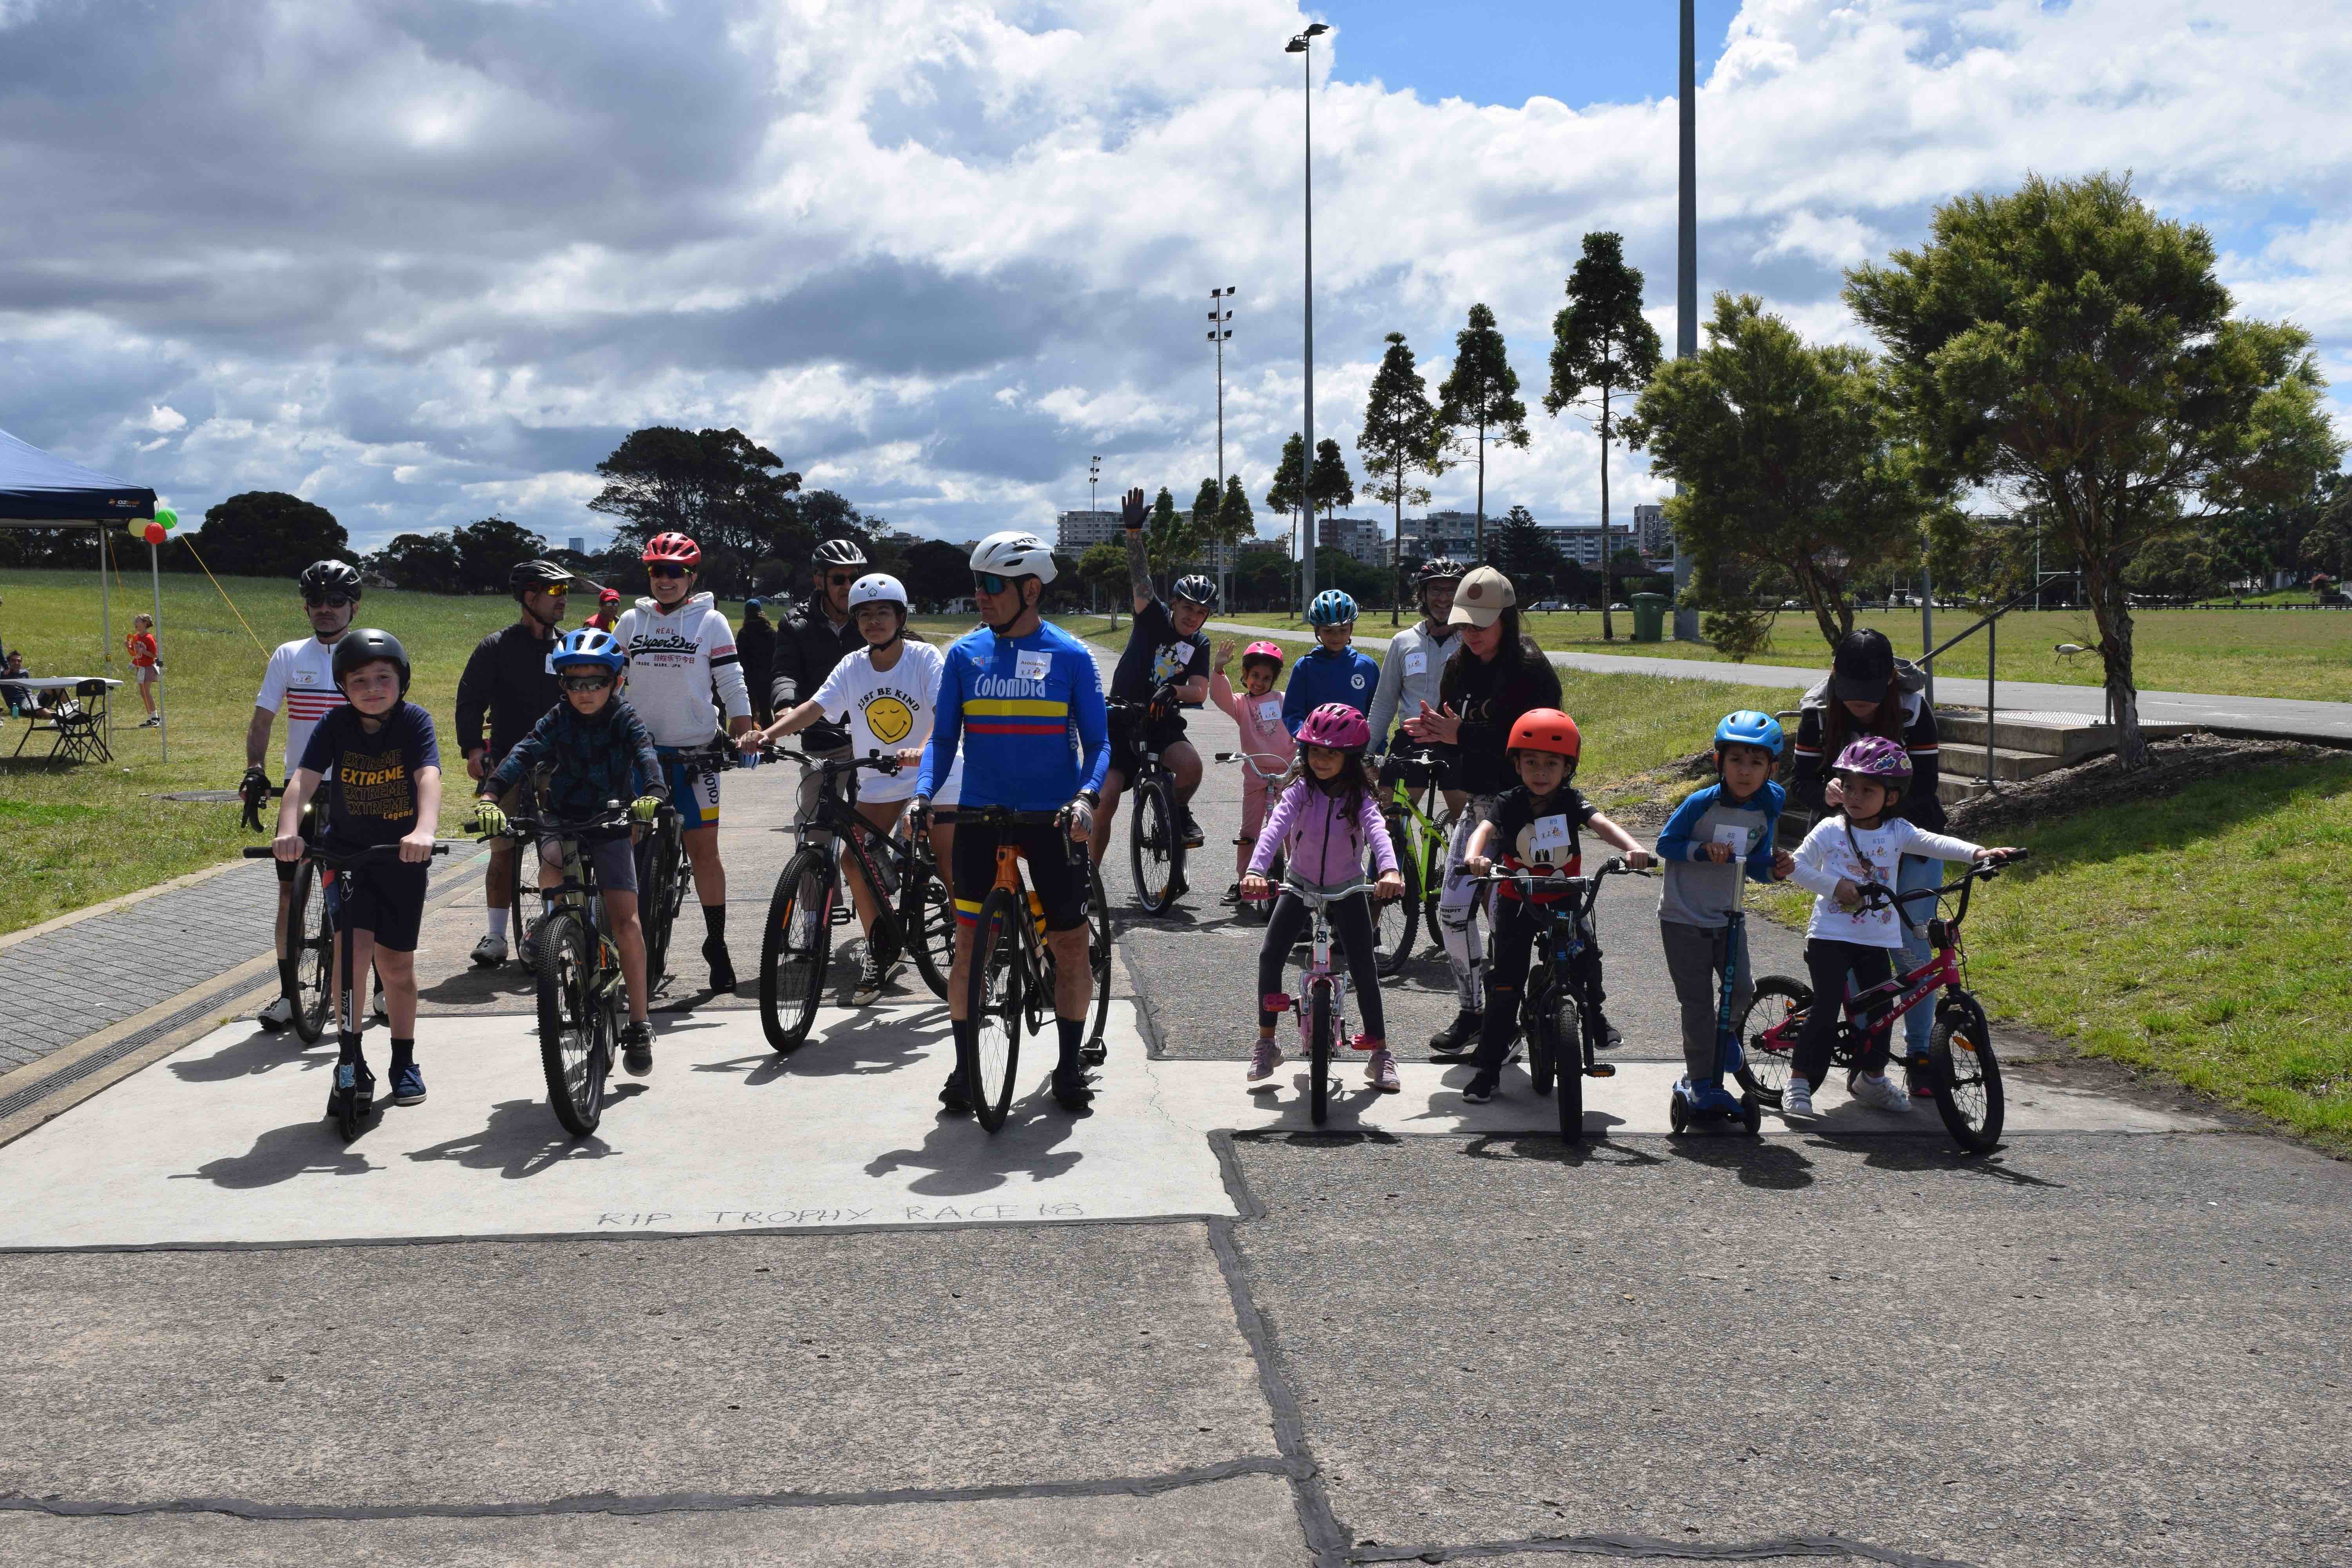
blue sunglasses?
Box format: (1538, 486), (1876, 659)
(973, 572), (1018, 595)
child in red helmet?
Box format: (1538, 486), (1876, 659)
(1454, 708), (1653, 1104)
(1211, 638), (1296, 905)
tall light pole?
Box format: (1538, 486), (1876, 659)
(1287, 22), (1328, 612)
(1090, 455), (1109, 623)
(1209, 286), (1236, 607)
(1670, 0), (1702, 642)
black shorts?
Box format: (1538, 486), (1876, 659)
(326, 858), (430, 952)
(953, 820), (1089, 933)
(541, 833), (638, 898)
(274, 788), (322, 885)
(1107, 706), (1188, 783)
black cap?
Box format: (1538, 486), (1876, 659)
(1831, 628), (1895, 703)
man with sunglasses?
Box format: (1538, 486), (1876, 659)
(770, 538), (870, 822)
(452, 558), (574, 967)
(612, 531), (757, 991)
(242, 558), (363, 1031)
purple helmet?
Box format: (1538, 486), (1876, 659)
(1833, 734), (1913, 784)
(1298, 702), (1371, 751)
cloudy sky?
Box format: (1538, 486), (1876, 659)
(2, 0), (2347, 555)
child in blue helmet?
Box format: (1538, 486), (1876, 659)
(1654, 711), (1797, 1114)
(1282, 590), (1381, 735)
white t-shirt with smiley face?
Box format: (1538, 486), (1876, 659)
(809, 640), (944, 803)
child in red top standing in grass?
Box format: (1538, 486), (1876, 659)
(126, 613), (160, 726)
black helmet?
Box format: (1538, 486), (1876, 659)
(813, 538), (868, 571)
(332, 627), (411, 697)
(298, 559), (363, 602)
(1416, 556), (1465, 587)
(1172, 573), (1216, 608)
(509, 558), (574, 597)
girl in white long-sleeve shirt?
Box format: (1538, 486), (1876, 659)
(1781, 736), (2018, 1118)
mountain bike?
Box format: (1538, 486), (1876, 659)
(962, 804), (1102, 1132)
(1380, 746), (1455, 953)
(1733, 852), (2028, 1154)
(1111, 694), (1185, 915)
(522, 802), (641, 1138)
(243, 839), (451, 1139)
(1468, 858), (1646, 1144)
(1262, 873), (1376, 1127)
(758, 748), (955, 1052)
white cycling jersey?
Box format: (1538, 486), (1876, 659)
(254, 635), (347, 776)
(612, 590), (753, 748)
(1367, 620), (1459, 756)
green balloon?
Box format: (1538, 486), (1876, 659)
(155, 507), (178, 530)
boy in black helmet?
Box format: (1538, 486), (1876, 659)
(270, 628), (443, 1111)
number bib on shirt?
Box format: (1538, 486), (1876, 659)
(1016, 650), (1051, 683)
(1404, 650), (1427, 676)
(1256, 697), (1282, 727)
(1528, 813), (1572, 865)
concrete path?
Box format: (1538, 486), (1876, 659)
(1206, 620), (2352, 742)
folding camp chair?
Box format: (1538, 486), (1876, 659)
(50, 679), (111, 763)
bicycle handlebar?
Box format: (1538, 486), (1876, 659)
(1851, 849), (2029, 912)
(767, 746), (903, 776)
(1465, 855), (1653, 895)
(243, 842), (452, 867)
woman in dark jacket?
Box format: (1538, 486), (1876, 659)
(1790, 627), (1945, 1074)
(1403, 565), (1564, 1053)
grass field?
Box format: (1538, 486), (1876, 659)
(0, 566), (967, 936)
(1213, 605), (2352, 700)
(1759, 757), (2352, 1149)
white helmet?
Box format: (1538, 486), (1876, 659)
(968, 530), (1058, 584)
(847, 573), (908, 612)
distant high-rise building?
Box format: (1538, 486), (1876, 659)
(1316, 515), (1387, 567)
(1056, 509), (1123, 554)
(568, 536), (586, 555)
(1632, 504), (1670, 559)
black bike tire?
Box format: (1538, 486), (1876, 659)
(1526, 970), (1556, 1096)
(1308, 976), (1333, 1127)
(1130, 773), (1178, 915)
(964, 887), (1027, 1132)
(636, 829), (669, 980)
(1422, 809), (1453, 951)
(1372, 838), (1419, 976)
(1085, 861), (1113, 1053)
(1551, 996), (1583, 1143)
(288, 859), (333, 1045)
(759, 848), (834, 1053)
(1928, 991), (2005, 1154)
(902, 846), (955, 1002)
(535, 910), (604, 1137)
(1731, 976), (1812, 1107)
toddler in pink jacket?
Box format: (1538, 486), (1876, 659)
(1238, 703), (1405, 1094)
(1211, 639), (1297, 903)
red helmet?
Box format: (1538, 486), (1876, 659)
(1507, 708), (1582, 759)
(1240, 640), (1286, 670)
(641, 532), (701, 566)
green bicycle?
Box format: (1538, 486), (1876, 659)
(1379, 745), (1457, 964)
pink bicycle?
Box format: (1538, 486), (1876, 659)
(1735, 851), (2029, 1154)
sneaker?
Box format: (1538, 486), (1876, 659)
(1367, 1047), (1401, 1093)
(620, 1022), (653, 1076)
(1594, 1015), (1624, 1051)
(1428, 1009), (1483, 1059)
(469, 931), (509, 968)
(1851, 1071), (1911, 1114)
(1179, 809), (1206, 849)
(328, 1058), (375, 1119)
(1246, 1038), (1284, 1088)
(1782, 1077), (1817, 1119)
(1905, 1051), (1938, 1099)
(256, 994), (295, 1032)
(704, 937), (737, 992)
(854, 946), (888, 1000)
(370, 991), (388, 1024)
(1221, 882), (1243, 906)
(390, 1062), (426, 1105)
(1052, 1060), (1096, 1112)
(518, 917), (544, 968)
(1461, 1070), (1499, 1105)
(939, 1071), (972, 1114)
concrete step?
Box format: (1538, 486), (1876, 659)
(1933, 740), (2075, 784)
(1934, 707), (2193, 762)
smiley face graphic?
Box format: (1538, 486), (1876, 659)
(864, 694), (915, 745)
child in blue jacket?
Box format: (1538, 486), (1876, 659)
(1655, 711), (1796, 1112)
(1282, 590), (1381, 735)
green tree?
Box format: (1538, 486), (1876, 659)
(1847, 171), (2341, 764)
(1486, 504), (1560, 600)
(450, 516), (548, 588)
(588, 426), (803, 596)
(901, 539), (971, 613)
(1266, 432), (1308, 613)
(1145, 485), (1190, 583)
(1436, 303), (1526, 566)
(1187, 475), (1226, 593)
(190, 491), (348, 579)
(2123, 531), (2226, 602)
(1076, 540), (1129, 612)
(1546, 232), (1664, 642)
(1622, 293), (1932, 651)
(1358, 331), (1450, 624)
(1219, 473), (1256, 545)
(1307, 438), (1354, 524)
(365, 531), (465, 593)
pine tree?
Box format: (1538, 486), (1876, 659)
(1546, 232), (1663, 641)
(1267, 433), (1307, 615)
(1437, 303), (1529, 566)
(1358, 331), (1450, 624)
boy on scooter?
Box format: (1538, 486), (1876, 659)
(1654, 711), (1797, 1119)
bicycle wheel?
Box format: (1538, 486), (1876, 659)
(535, 910), (605, 1137)
(287, 859), (334, 1044)
(1549, 996), (1584, 1143)
(1525, 970), (1555, 1097)
(635, 829), (671, 980)
(1371, 839), (1419, 975)
(1308, 976), (1333, 1127)
(963, 887), (1028, 1132)
(1733, 976), (1812, 1108)
(1422, 809), (1454, 951)
(1928, 991), (2005, 1154)
(1084, 861), (1113, 1060)
(901, 847), (956, 1001)
(759, 848), (835, 1053)
(1129, 773), (1179, 915)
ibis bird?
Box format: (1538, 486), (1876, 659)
(2054, 642), (2090, 662)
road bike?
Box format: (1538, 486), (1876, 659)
(243, 839), (450, 1140)
(518, 802), (641, 1138)
(962, 804), (1107, 1132)
(1111, 694), (1186, 915)
(1733, 852), (2028, 1154)
(1380, 745), (1455, 954)
(758, 748), (956, 1052)
(1261, 872), (1377, 1127)
(1216, 750), (1419, 974)
(1468, 858), (1646, 1144)
(1668, 900), (1765, 1137)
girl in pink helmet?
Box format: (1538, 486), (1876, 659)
(1211, 639), (1297, 903)
(1239, 703), (1406, 1094)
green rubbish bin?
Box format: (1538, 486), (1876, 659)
(1629, 592), (1670, 643)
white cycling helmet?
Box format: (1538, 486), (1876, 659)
(969, 530), (1058, 584)
(847, 572), (909, 612)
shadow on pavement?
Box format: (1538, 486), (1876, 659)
(402, 1089), (648, 1178)
(863, 1082), (1085, 1196)
(167, 1027), (329, 1083)
(171, 1119), (381, 1187)
(1663, 1131), (1817, 1189)
(1462, 1133), (1666, 1169)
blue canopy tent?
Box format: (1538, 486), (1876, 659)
(0, 426), (162, 755)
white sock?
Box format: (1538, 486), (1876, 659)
(487, 906), (510, 941)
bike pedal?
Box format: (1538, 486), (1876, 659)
(1584, 1062), (1617, 1078)
(1080, 1041), (1107, 1067)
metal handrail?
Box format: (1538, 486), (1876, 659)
(1914, 572), (2082, 790)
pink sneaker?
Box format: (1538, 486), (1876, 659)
(1365, 1046), (1400, 1093)
(1246, 1038), (1283, 1089)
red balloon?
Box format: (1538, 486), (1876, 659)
(142, 522), (167, 545)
